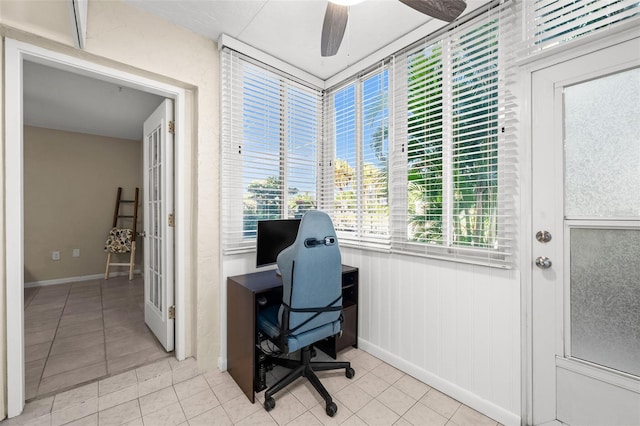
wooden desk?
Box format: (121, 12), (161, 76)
(227, 265), (359, 402)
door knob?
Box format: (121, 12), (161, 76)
(536, 230), (552, 243)
(535, 256), (552, 269)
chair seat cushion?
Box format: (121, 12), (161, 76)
(258, 305), (341, 353)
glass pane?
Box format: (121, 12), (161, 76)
(361, 70), (389, 237)
(286, 86), (317, 219)
(451, 20), (499, 248)
(406, 41), (444, 244)
(334, 84), (357, 233)
(565, 68), (640, 217)
(570, 228), (640, 377)
(241, 64), (282, 238)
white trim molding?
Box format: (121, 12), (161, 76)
(24, 271), (143, 288)
(217, 34), (324, 89)
(4, 38), (188, 417)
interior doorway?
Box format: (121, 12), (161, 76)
(5, 38), (188, 418)
(21, 84), (173, 399)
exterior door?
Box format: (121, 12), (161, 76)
(143, 99), (175, 352)
(531, 38), (640, 425)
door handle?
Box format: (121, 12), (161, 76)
(535, 256), (552, 269)
(536, 230), (552, 243)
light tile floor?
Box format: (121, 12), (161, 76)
(23, 276), (171, 400)
(3, 349), (501, 426)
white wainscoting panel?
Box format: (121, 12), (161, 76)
(340, 247), (521, 425)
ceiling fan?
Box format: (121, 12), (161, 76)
(321, 0), (467, 56)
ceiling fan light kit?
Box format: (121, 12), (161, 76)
(329, 0), (366, 5)
(321, 0), (467, 57)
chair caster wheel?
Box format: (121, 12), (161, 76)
(345, 367), (355, 379)
(326, 401), (338, 417)
(264, 397), (276, 412)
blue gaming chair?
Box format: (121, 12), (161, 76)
(257, 210), (355, 417)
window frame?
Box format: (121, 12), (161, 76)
(221, 49), (323, 254)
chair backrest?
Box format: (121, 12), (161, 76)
(276, 210), (342, 336)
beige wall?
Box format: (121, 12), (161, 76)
(1, 0), (220, 417)
(24, 126), (143, 283)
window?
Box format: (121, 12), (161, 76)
(221, 49), (323, 253)
(525, 0), (640, 55)
(221, 3), (517, 266)
(325, 5), (516, 266)
(399, 18), (502, 248)
(394, 9), (516, 266)
(323, 68), (390, 248)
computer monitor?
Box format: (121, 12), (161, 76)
(256, 219), (301, 268)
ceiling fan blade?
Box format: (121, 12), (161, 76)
(398, 0), (467, 22)
(321, 2), (349, 57)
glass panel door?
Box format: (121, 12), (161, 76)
(564, 67), (640, 379)
(564, 68), (640, 376)
(532, 37), (640, 426)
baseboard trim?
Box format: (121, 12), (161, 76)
(357, 338), (521, 426)
(218, 356), (227, 372)
(25, 270), (143, 288)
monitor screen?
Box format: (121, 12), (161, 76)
(256, 219), (301, 268)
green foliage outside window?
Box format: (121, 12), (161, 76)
(407, 21), (499, 248)
(242, 176), (315, 237)
(407, 44), (444, 243)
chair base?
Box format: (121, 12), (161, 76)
(263, 345), (355, 417)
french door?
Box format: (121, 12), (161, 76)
(143, 99), (175, 352)
(531, 38), (640, 425)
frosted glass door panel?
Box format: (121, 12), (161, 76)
(564, 68), (640, 217)
(570, 228), (640, 377)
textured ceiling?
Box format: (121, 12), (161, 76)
(125, 0), (440, 80)
(24, 61), (164, 141)
(24, 0), (486, 140)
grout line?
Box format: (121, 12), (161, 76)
(170, 384), (189, 424)
(22, 277), (177, 413)
(23, 286), (40, 309)
(31, 283), (72, 401)
(101, 277), (109, 378)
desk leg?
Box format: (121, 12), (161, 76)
(227, 279), (255, 403)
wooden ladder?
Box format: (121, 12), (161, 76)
(104, 187), (139, 280)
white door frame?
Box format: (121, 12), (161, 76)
(4, 38), (188, 417)
(521, 24), (640, 426)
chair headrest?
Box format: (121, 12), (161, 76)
(294, 210), (337, 247)
(304, 236), (336, 248)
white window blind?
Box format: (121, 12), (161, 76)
(221, 48), (323, 253)
(390, 3), (517, 267)
(525, 0), (640, 55)
(323, 66), (390, 249)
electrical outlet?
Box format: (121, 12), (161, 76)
(52, 251), (61, 261)
(72, 248), (80, 257)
